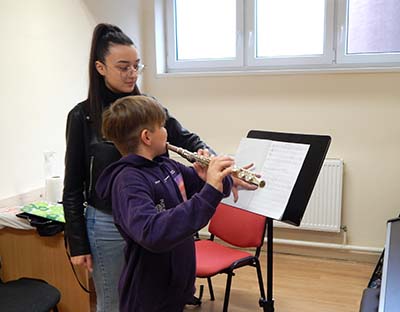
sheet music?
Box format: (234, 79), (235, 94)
(223, 138), (310, 219)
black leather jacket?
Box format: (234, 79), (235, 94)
(63, 99), (213, 256)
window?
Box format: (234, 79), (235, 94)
(166, 0), (243, 69)
(337, 0), (400, 64)
(247, 0), (334, 67)
(256, 0), (326, 57)
(175, 0), (236, 60)
(163, 0), (400, 72)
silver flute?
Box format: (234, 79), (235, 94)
(166, 143), (266, 188)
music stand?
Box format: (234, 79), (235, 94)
(246, 130), (331, 312)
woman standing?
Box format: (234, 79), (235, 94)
(62, 23), (216, 311)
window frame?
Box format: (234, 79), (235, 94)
(246, 0), (335, 68)
(162, 0), (400, 73)
(336, 0), (400, 65)
(166, 0), (244, 71)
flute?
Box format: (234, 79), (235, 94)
(166, 143), (266, 188)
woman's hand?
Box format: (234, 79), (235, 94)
(231, 163), (259, 202)
(70, 254), (93, 273)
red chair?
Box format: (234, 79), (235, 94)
(195, 203), (267, 311)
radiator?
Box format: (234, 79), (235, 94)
(275, 158), (343, 232)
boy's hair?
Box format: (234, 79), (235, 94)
(102, 96), (166, 155)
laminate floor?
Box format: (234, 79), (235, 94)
(90, 252), (375, 312)
(187, 253), (375, 312)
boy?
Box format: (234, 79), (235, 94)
(96, 95), (234, 312)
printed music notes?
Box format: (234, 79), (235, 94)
(223, 138), (309, 219)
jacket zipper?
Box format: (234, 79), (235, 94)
(88, 156), (94, 194)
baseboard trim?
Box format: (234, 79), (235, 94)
(273, 238), (382, 253)
(272, 238), (381, 263)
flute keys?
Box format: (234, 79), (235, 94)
(167, 142), (266, 188)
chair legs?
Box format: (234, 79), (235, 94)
(205, 274), (233, 311)
(203, 259), (266, 311)
(255, 258), (266, 300)
(223, 273), (234, 312)
(207, 277), (215, 300)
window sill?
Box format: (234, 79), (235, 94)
(156, 66), (400, 78)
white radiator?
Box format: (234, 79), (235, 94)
(275, 158), (343, 232)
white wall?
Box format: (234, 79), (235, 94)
(2, 0), (399, 251)
(0, 0), (143, 199)
(82, 0), (143, 53)
(141, 1), (400, 249)
(0, 0), (93, 198)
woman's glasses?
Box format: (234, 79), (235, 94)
(102, 62), (145, 79)
(114, 63), (145, 78)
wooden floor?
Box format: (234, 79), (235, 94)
(186, 253), (375, 312)
(90, 252), (375, 312)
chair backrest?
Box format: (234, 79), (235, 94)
(209, 203), (267, 248)
(0, 277), (60, 311)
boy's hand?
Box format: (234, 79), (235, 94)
(231, 163), (258, 202)
(206, 155), (235, 192)
(193, 148), (210, 181)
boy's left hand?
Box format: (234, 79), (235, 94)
(193, 148), (210, 181)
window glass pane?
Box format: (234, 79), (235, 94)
(175, 0), (236, 60)
(347, 0), (400, 54)
(256, 0), (325, 57)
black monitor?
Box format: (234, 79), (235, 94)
(379, 217), (400, 312)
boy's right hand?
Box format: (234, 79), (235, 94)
(206, 155), (234, 192)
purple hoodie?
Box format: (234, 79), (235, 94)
(96, 154), (232, 312)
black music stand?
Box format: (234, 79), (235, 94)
(246, 130), (331, 312)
